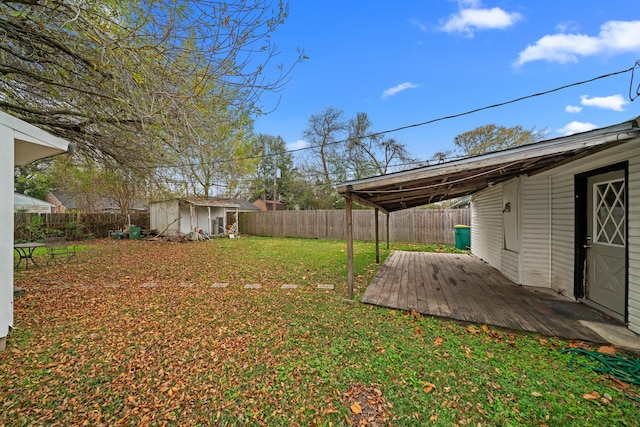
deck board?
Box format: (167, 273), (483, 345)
(361, 251), (621, 342)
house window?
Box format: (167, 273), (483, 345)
(593, 179), (625, 247)
(502, 180), (520, 252)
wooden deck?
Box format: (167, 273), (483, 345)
(361, 251), (621, 342)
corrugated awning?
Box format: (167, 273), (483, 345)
(337, 117), (640, 213)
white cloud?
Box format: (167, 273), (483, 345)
(580, 94), (628, 111)
(410, 18), (427, 32)
(565, 105), (582, 113)
(287, 139), (309, 151)
(516, 20), (640, 66)
(555, 21), (579, 33)
(381, 82), (419, 100)
(558, 121), (597, 136)
(440, 1), (522, 37)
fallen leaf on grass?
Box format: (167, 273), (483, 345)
(434, 336), (443, 347)
(423, 383), (435, 394)
(583, 391), (600, 401)
(567, 340), (590, 349)
(598, 345), (616, 354)
(531, 392), (542, 397)
(350, 402), (362, 414)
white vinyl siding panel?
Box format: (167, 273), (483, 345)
(549, 173), (575, 296)
(627, 146), (640, 334)
(521, 175), (552, 288)
(500, 249), (520, 283)
(471, 183), (503, 270)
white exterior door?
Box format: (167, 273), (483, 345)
(586, 170), (626, 319)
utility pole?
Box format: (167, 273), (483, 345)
(272, 157), (277, 211)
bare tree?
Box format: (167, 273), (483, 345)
(302, 107), (348, 184)
(346, 112), (415, 179)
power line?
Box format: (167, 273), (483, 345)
(141, 62), (639, 170)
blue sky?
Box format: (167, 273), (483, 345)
(253, 0), (640, 163)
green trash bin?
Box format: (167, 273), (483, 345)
(129, 226), (141, 240)
(454, 225), (470, 250)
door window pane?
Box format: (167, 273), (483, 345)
(594, 179), (625, 247)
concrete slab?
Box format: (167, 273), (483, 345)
(317, 284), (334, 290)
(281, 284), (298, 289)
(139, 282), (158, 288)
(244, 284), (261, 289)
(179, 282), (194, 288)
(580, 320), (640, 355)
(211, 283), (228, 288)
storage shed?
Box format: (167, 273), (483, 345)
(2, 111), (70, 351)
(338, 117), (640, 336)
(150, 198), (260, 238)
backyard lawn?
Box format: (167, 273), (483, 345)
(2, 236), (639, 426)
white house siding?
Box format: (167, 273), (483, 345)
(500, 249), (520, 284)
(521, 175), (552, 288)
(470, 139), (640, 333)
(500, 178), (522, 284)
(526, 141), (640, 333)
(470, 183), (503, 271)
(626, 146), (640, 334)
(549, 173), (575, 296)
(1, 125), (14, 348)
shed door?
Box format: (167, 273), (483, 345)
(586, 170), (626, 319)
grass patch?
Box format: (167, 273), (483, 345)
(1, 236), (638, 426)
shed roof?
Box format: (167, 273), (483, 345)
(337, 117), (640, 213)
(176, 198), (261, 211)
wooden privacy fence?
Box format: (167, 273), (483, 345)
(238, 209), (470, 245)
(14, 212), (150, 241)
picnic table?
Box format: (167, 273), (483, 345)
(14, 242), (46, 270)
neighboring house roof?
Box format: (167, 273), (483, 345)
(253, 199), (286, 211)
(51, 193), (148, 212)
(14, 193), (54, 213)
(337, 116), (640, 213)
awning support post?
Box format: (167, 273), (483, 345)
(346, 196), (354, 299)
(375, 208), (380, 264)
(386, 212), (390, 249)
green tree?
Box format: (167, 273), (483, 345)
(453, 124), (548, 156)
(0, 0), (302, 169)
(14, 162), (54, 200)
(247, 134), (294, 206)
(167, 92), (256, 199)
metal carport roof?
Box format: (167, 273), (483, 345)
(337, 117), (640, 213)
